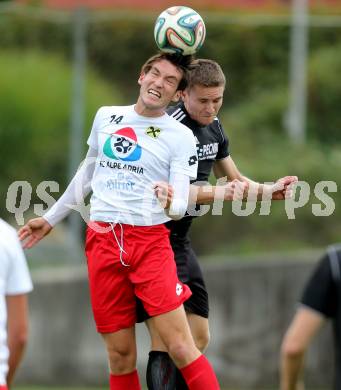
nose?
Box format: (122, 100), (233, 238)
(153, 76), (163, 89)
(205, 102), (215, 115)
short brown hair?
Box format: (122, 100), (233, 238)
(187, 59), (226, 89)
(140, 53), (193, 91)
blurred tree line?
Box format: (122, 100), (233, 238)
(1, 11), (341, 255)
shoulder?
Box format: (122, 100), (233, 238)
(95, 105), (132, 118)
(0, 219), (17, 242)
(211, 117), (225, 133)
(165, 114), (194, 138)
(0, 220), (21, 267)
(167, 104), (188, 122)
(326, 244), (341, 281)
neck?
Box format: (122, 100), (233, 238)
(134, 98), (165, 118)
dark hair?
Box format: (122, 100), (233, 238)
(187, 59), (226, 89)
(140, 52), (194, 91)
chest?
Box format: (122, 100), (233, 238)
(193, 127), (220, 161)
(96, 119), (174, 169)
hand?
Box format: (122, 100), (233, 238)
(154, 182), (174, 210)
(270, 176), (298, 200)
(222, 179), (249, 201)
(18, 217), (53, 249)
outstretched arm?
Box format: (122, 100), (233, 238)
(154, 171), (190, 221)
(189, 179), (248, 204)
(213, 156), (298, 201)
(18, 146), (97, 248)
(280, 307), (325, 390)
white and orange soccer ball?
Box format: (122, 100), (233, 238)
(154, 6), (206, 56)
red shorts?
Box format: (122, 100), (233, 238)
(85, 222), (192, 333)
(0, 386), (8, 390)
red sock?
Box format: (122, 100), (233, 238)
(180, 354), (220, 390)
(110, 370), (141, 390)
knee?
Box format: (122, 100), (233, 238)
(106, 344), (136, 374)
(194, 329), (210, 352)
(281, 337), (305, 359)
(167, 340), (192, 363)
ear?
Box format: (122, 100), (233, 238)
(181, 89), (188, 100)
(171, 90), (182, 103)
(138, 72), (145, 86)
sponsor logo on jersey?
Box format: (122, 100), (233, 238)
(106, 179), (135, 191)
(145, 126), (162, 139)
(188, 155), (198, 166)
(103, 127), (142, 161)
(100, 160), (144, 175)
(197, 142), (219, 160)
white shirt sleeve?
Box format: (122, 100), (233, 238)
(170, 128), (198, 180)
(43, 146), (97, 226)
(165, 171), (190, 220)
(2, 224), (33, 295)
(87, 107), (104, 150)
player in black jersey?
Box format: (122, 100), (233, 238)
(280, 245), (341, 390)
(137, 59), (298, 390)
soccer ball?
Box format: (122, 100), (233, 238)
(154, 6), (206, 56)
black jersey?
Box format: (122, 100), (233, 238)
(300, 245), (341, 390)
(165, 102), (230, 237)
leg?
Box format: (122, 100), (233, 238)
(85, 225), (141, 389)
(101, 327), (141, 390)
(142, 236), (211, 389)
(133, 226), (218, 389)
(145, 313), (209, 390)
(149, 306), (219, 390)
(102, 327), (137, 375)
(186, 313), (210, 352)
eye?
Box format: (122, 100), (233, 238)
(166, 78), (176, 86)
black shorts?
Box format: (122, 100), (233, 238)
(136, 234), (209, 322)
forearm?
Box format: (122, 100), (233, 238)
(6, 337), (27, 388)
(189, 184), (216, 204)
(242, 177), (271, 201)
(44, 147), (96, 226)
(6, 295), (29, 388)
(166, 172), (190, 220)
(189, 178), (248, 204)
(280, 353), (305, 390)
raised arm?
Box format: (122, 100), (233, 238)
(154, 171), (190, 221)
(18, 146), (97, 248)
(213, 156), (298, 201)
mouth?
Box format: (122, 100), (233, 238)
(148, 89), (161, 99)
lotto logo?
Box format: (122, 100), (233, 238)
(188, 155), (198, 166)
(176, 283), (183, 296)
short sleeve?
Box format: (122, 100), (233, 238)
(5, 230), (33, 295)
(170, 129), (198, 180)
(215, 119), (230, 160)
(87, 107), (104, 150)
(300, 254), (336, 318)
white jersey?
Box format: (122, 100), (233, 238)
(87, 105), (198, 226)
(0, 219), (33, 385)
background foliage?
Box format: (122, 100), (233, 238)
(1, 12), (341, 255)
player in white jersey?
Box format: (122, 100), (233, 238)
(18, 53), (220, 390)
(0, 219), (33, 390)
